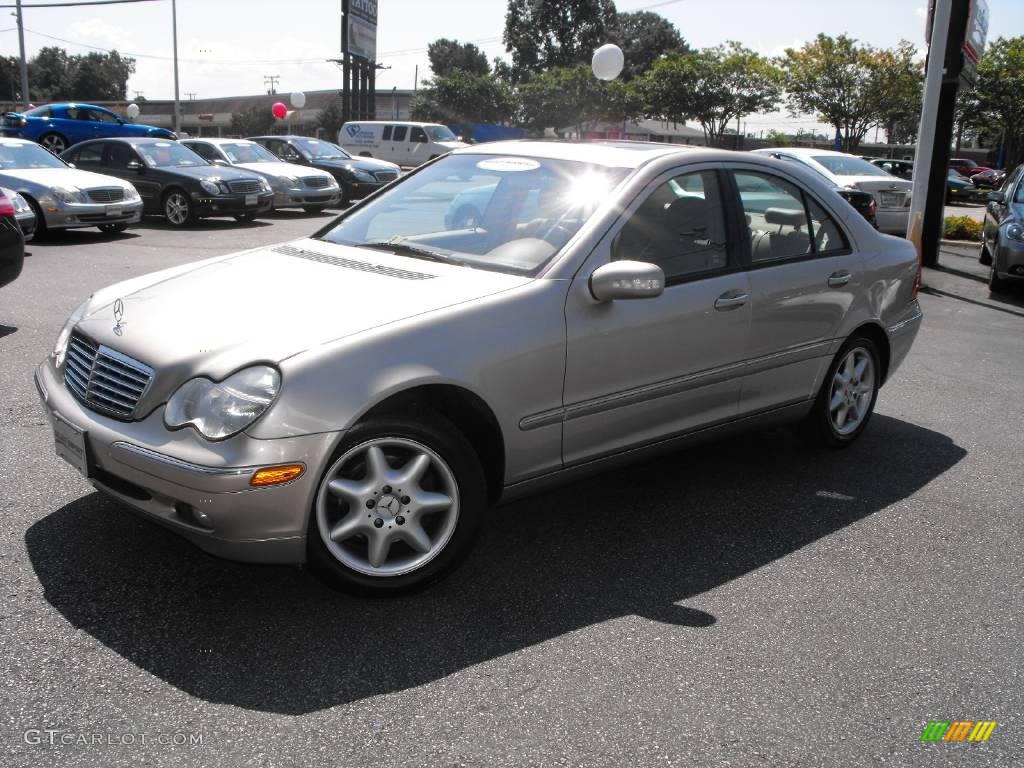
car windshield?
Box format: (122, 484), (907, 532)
(136, 141), (206, 168)
(220, 141), (279, 164)
(296, 139), (350, 160)
(0, 140), (66, 169)
(812, 155), (893, 177)
(318, 153), (631, 276)
(426, 125), (458, 142)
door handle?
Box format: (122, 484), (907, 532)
(827, 271), (852, 287)
(714, 291), (749, 311)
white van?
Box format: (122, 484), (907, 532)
(338, 121), (469, 167)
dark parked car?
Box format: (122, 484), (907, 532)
(60, 138), (274, 226)
(0, 189), (25, 288)
(969, 168), (1005, 189)
(247, 135), (400, 205)
(1, 103), (176, 155)
(869, 158), (914, 181)
(949, 157), (992, 178)
(870, 158), (980, 203)
(979, 164), (1024, 292)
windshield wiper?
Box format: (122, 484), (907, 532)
(358, 240), (467, 266)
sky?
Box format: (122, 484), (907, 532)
(2, 0), (1022, 135)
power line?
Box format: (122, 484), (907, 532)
(0, 0), (162, 7)
(263, 74), (279, 95)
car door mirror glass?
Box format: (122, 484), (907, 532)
(210, 158), (229, 167)
(590, 261), (665, 302)
(126, 159), (144, 173)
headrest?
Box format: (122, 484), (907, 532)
(764, 207), (806, 227)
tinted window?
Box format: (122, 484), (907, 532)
(613, 170), (729, 281)
(186, 142), (219, 162)
(806, 197), (849, 254)
(812, 155), (892, 177)
(393, 126), (408, 142)
(86, 108), (120, 124)
(105, 142), (138, 169)
(735, 171), (813, 263)
(411, 127), (428, 143)
(72, 143), (105, 168)
(382, 125), (393, 141)
(25, 106), (51, 118)
(135, 141), (205, 168)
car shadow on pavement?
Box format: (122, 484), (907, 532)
(26, 414), (965, 715)
(137, 217), (274, 232)
(28, 230), (140, 246)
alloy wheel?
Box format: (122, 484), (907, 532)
(315, 437), (460, 578)
(828, 347), (875, 436)
(40, 134), (66, 154)
(164, 192), (190, 225)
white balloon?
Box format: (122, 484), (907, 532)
(126, 102), (140, 119)
(290, 91), (306, 109)
(592, 43), (624, 81)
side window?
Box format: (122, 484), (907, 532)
(87, 108), (119, 124)
(392, 126), (408, 142)
(411, 126), (428, 143)
(72, 143), (104, 168)
(382, 125), (393, 141)
(189, 143), (218, 162)
(735, 171), (813, 264)
(613, 170), (729, 282)
(104, 142), (137, 169)
(65, 107), (82, 120)
(806, 198), (850, 255)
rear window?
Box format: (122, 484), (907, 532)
(25, 106), (51, 118)
(812, 155), (892, 178)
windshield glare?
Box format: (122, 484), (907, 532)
(220, 142), (279, 164)
(0, 141), (66, 169)
(320, 153), (630, 276)
(812, 155), (892, 178)
(426, 126), (458, 142)
(137, 142), (206, 168)
(296, 139), (350, 160)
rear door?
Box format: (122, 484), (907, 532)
(728, 167), (862, 415)
(390, 125), (408, 165)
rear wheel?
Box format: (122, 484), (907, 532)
(307, 414), (486, 595)
(39, 133), (68, 155)
(979, 239), (993, 266)
(234, 213), (257, 222)
(988, 261), (1008, 293)
(98, 223), (128, 234)
(802, 336), (880, 449)
(163, 190), (194, 226)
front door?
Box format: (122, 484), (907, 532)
(103, 142), (161, 211)
(729, 167), (863, 414)
(562, 167), (751, 465)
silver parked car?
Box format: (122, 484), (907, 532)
(979, 163), (1024, 292)
(181, 138), (342, 213)
(0, 137), (142, 236)
(35, 141), (923, 593)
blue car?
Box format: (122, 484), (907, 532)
(0, 103), (176, 155)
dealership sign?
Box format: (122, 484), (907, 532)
(347, 0), (377, 61)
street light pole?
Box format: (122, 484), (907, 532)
(15, 0), (30, 109)
(171, 0), (180, 133)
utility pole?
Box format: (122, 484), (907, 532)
(264, 75), (279, 95)
(15, 0), (30, 109)
(171, 0), (180, 133)
(185, 92), (196, 101)
(133, 90), (145, 100)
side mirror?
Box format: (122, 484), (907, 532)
(987, 190), (1006, 203)
(590, 260), (665, 302)
(126, 160), (144, 173)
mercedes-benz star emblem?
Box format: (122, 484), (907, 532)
(112, 298), (126, 335)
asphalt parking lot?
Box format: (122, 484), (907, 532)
(2, 213), (1022, 767)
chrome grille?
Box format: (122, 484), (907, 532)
(303, 176), (331, 189)
(63, 333), (154, 420)
(87, 188), (125, 203)
(374, 171), (398, 183)
(228, 179), (261, 194)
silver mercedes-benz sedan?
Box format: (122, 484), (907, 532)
(0, 137), (143, 236)
(36, 140), (923, 593)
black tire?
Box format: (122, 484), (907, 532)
(988, 262), (1008, 293)
(234, 213), (257, 222)
(39, 133), (68, 155)
(162, 189), (194, 227)
(307, 413), (487, 596)
(801, 335), (881, 449)
(23, 196), (47, 239)
(358, 152), (372, 157)
(98, 223), (128, 234)
(979, 240), (993, 266)
(302, 205), (327, 214)
(450, 204), (481, 230)
(339, 185), (350, 207)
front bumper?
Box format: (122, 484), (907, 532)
(35, 359), (339, 564)
(192, 191), (274, 217)
(994, 236), (1024, 280)
(42, 199), (143, 230)
(343, 180), (386, 200)
(271, 189), (342, 209)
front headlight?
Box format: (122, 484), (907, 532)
(258, 178), (272, 193)
(199, 179), (221, 195)
(123, 185), (141, 202)
(53, 299), (91, 367)
(343, 168), (376, 183)
(51, 186), (87, 205)
(164, 365), (281, 440)
(1007, 223), (1024, 242)
(278, 175), (302, 191)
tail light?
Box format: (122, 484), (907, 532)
(868, 198), (878, 217)
(0, 193), (15, 217)
(911, 258), (922, 300)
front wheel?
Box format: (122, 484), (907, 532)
(802, 336), (881, 449)
(98, 223), (128, 234)
(234, 213), (257, 222)
(979, 239), (993, 266)
(307, 414), (486, 595)
(39, 133), (67, 154)
(988, 262), (1008, 293)
(163, 190), (194, 226)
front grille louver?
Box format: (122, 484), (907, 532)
(271, 244), (436, 280)
(64, 333), (154, 420)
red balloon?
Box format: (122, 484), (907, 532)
(271, 102), (287, 119)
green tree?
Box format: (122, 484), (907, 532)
(606, 10), (688, 80)
(411, 71), (514, 125)
(427, 39), (491, 78)
(27, 47), (72, 101)
(640, 44), (782, 147)
(519, 64), (639, 137)
(870, 41), (923, 145)
(975, 36), (1024, 167)
(503, 0), (617, 82)
(764, 129), (793, 146)
(230, 105), (275, 138)
(0, 56), (21, 102)
(315, 99), (345, 140)
(26, 47), (135, 101)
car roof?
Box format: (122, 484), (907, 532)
(451, 139), (726, 170)
(184, 137), (254, 145)
(755, 147), (854, 158)
(73, 137), (174, 146)
(248, 135), (329, 141)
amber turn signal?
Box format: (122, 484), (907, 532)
(250, 464), (305, 487)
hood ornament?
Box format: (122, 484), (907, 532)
(112, 298), (126, 336)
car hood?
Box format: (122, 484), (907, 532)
(0, 166), (135, 191)
(435, 140), (470, 151)
(237, 161), (329, 179)
(314, 157), (400, 173)
(74, 237), (531, 397)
